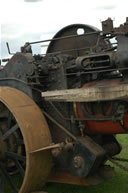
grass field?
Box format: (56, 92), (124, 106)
(4, 135), (128, 193)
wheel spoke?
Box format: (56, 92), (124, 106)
(7, 112), (12, 130)
(0, 163), (18, 193)
(2, 124), (19, 141)
(15, 160), (25, 177)
(6, 152), (26, 162)
(16, 139), (24, 145)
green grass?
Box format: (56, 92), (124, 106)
(4, 135), (128, 193)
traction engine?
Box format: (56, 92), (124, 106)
(0, 18), (128, 193)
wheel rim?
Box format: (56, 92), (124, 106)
(0, 87), (52, 193)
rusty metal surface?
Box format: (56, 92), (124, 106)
(102, 17), (128, 34)
(47, 24), (100, 57)
(48, 166), (115, 186)
(1, 18), (128, 191)
(0, 87), (52, 193)
(48, 171), (89, 186)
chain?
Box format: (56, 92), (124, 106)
(107, 156), (128, 172)
(112, 157), (128, 162)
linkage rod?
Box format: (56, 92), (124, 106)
(29, 31), (99, 45)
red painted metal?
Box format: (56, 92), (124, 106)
(77, 80), (128, 134)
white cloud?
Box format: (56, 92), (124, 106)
(94, 0), (117, 9)
(1, 0), (128, 27)
(24, 0), (43, 2)
(0, 0), (128, 60)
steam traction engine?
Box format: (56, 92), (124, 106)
(0, 18), (128, 193)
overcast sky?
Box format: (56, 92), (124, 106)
(0, 0), (128, 62)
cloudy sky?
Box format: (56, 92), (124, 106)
(0, 0), (128, 63)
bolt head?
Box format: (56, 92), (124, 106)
(73, 156), (84, 169)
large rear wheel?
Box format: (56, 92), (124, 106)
(0, 87), (52, 193)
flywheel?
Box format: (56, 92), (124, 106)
(0, 87), (52, 193)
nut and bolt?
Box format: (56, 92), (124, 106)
(73, 156), (84, 169)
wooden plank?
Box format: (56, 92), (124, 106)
(42, 83), (128, 102)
